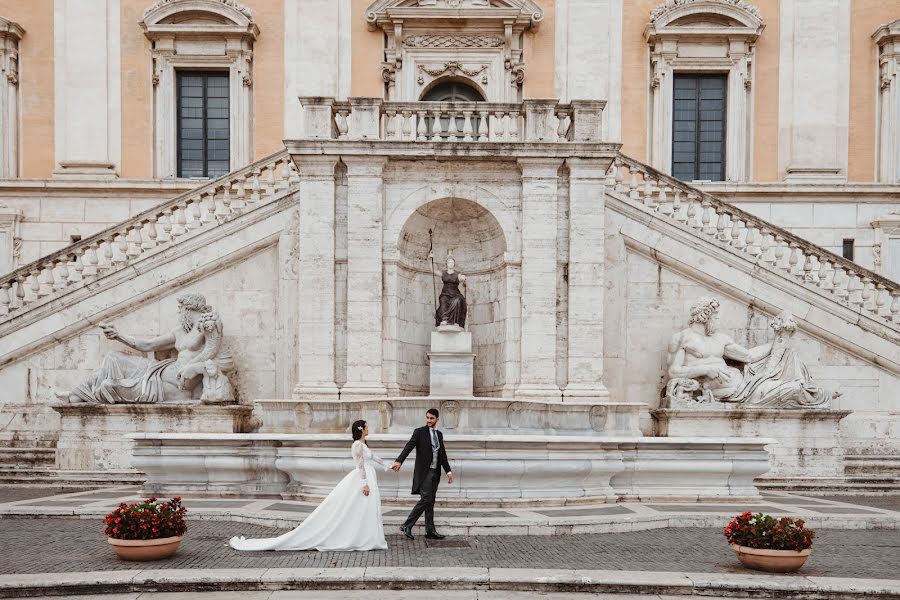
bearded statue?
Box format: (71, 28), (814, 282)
(68, 292), (235, 404)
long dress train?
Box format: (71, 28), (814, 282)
(229, 441), (390, 551)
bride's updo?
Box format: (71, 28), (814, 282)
(351, 419), (367, 443)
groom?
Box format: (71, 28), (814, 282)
(391, 408), (453, 540)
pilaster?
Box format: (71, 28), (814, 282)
(516, 158), (564, 400)
(341, 156), (388, 398)
(292, 156), (340, 400)
(563, 158), (609, 400)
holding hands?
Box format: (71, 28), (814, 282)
(391, 462), (401, 472)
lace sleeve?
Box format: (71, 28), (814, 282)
(352, 441), (368, 488)
(369, 448), (391, 471)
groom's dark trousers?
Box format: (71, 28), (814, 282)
(396, 426), (451, 534)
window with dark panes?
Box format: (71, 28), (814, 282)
(672, 74), (726, 182)
(177, 71), (230, 179)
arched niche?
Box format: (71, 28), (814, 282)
(394, 198), (508, 395)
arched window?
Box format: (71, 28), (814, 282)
(141, 0), (258, 178)
(421, 80), (485, 102)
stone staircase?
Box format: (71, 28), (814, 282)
(0, 147), (898, 492)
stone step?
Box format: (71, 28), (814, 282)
(0, 447), (55, 469)
(0, 467), (144, 487)
(758, 475), (900, 493)
(845, 454), (900, 476)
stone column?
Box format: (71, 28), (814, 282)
(292, 156), (339, 400)
(53, 0), (121, 177)
(382, 260), (401, 396)
(501, 259), (522, 397)
(516, 159), (564, 400)
(341, 156), (388, 398)
(563, 158), (609, 400)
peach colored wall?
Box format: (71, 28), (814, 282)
(849, 0), (896, 182)
(248, 0), (285, 159)
(0, 0), (54, 178)
(620, 0), (656, 160)
(524, 0), (554, 98)
(752, 0), (779, 182)
(351, 0), (383, 97)
(120, 0), (153, 179)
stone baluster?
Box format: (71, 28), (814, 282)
(400, 110), (413, 141)
(156, 212), (171, 243)
(890, 290), (900, 323)
(126, 226), (142, 258)
(787, 243), (800, 276)
(280, 159), (292, 188)
(217, 186), (231, 221)
(773, 236), (787, 269)
(849, 274), (864, 309)
(462, 110), (474, 142)
(199, 192), (214, 224)
(446, 110), (459, 141)
(334, 109), (349, 139)
(477, 110), (489, 141)
(83, 245), (98, 277)
(416, 110), (428, 141)
(71, 251), (85, 282)
(102, 239), (115, 272)
(509, 111), (520, 140)
(614, 164), (626, 193)
(143, 217), (158, 249)
(804, 254), (818, 284)
(686, 194), (699, 227)
(383, 109), (397, 140)
(233, 179), (246, 212)
(250, 169), (261, 205)
(861, 277), (875, 311)
(432, 108), (445, 140)
(0, 283), (10, 315)
(715, 211), (729, 241)
(184, 199), (200, 231)
(759, 232), (774, 265)
(746, 227), (761, 258)
(265, 164), (277, 197)
(658, 186), (672, 216)
(25, 271), (39, 303)
(731, 219), (744, 249)
(701, 200), (714, 235)
(819, 260), (834, 290)
(113, 234), (128, 267)
(494, 111), (507, 141)
(15, 275), (27, 307)
(673, 189), (687, 223)
(834, 268), (849, 303)
(875, 283), (888, 317)
(629, 172), (640, 201)
(36, 264), (52, 297)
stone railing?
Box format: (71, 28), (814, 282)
(298, 97), (606, 143)
(610, 155), (900, 326)
(0, 150), (298, 321)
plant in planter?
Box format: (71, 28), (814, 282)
(724, 512), (815, 573)
(105, 496), (187, 561)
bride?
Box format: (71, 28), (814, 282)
(229, 420), (390, 551)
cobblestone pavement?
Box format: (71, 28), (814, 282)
(2, 518), (897, 579)
(816, 495), (900, 512)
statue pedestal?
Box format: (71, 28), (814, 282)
(51, 404), (254, 471)
(652, 407), (851, 478)
(427, 326), (475, 397)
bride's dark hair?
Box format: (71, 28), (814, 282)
(351, 420), (367, 444)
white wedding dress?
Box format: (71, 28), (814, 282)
(229, 440), (390, 551)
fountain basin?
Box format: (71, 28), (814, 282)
(130, 433), (773, 505)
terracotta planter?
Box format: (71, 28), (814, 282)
(731, 544), (811, 572)
(108, 535), (184, 561)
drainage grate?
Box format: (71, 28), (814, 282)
(424, 538), (470, 549)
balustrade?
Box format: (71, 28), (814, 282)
(0, 151), (297, 321)
(610, 155), (900, 327)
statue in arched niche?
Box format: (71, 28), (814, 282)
(429, 250), (467, 328)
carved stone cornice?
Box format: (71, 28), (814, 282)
(0, 16), (25, 42)
(366, 0), (543, 31)
(143, 0), (252, 21)
(141, 0), (258, 40)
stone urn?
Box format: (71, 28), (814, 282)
(108, 535), (184, 561)
(731, 544), (811, 572)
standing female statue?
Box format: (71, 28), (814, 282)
(429, 251), (467, 328)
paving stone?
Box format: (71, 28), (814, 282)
(815, 495), (900, 512)
(643, 505), (779, 513)
(0, 519), (897, 580)
(533, 506), (635, 518)
(805, 507), (883, 515)
(260, 503), (312, 514)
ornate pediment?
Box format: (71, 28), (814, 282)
(649, 0), (762, 28)
(366, 0), (543, 31)
(142, 0), (255, 28)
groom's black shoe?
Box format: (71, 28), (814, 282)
(425, 531), (446, 540)
(400, 525), (414, 540)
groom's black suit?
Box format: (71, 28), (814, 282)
(396, 425), (451, 534)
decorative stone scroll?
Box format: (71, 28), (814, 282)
(664, 297), (840, 409)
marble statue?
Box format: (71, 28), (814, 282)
(200, 359), (236, 404)
(664, 298), (838, 409)
(730, 311), (838, 408)
(429, 251), (467, 328)
(68, 292), (234, 404)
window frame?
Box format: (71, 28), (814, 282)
(671, 73), (728, 182)
(175, 70), (231, 179)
